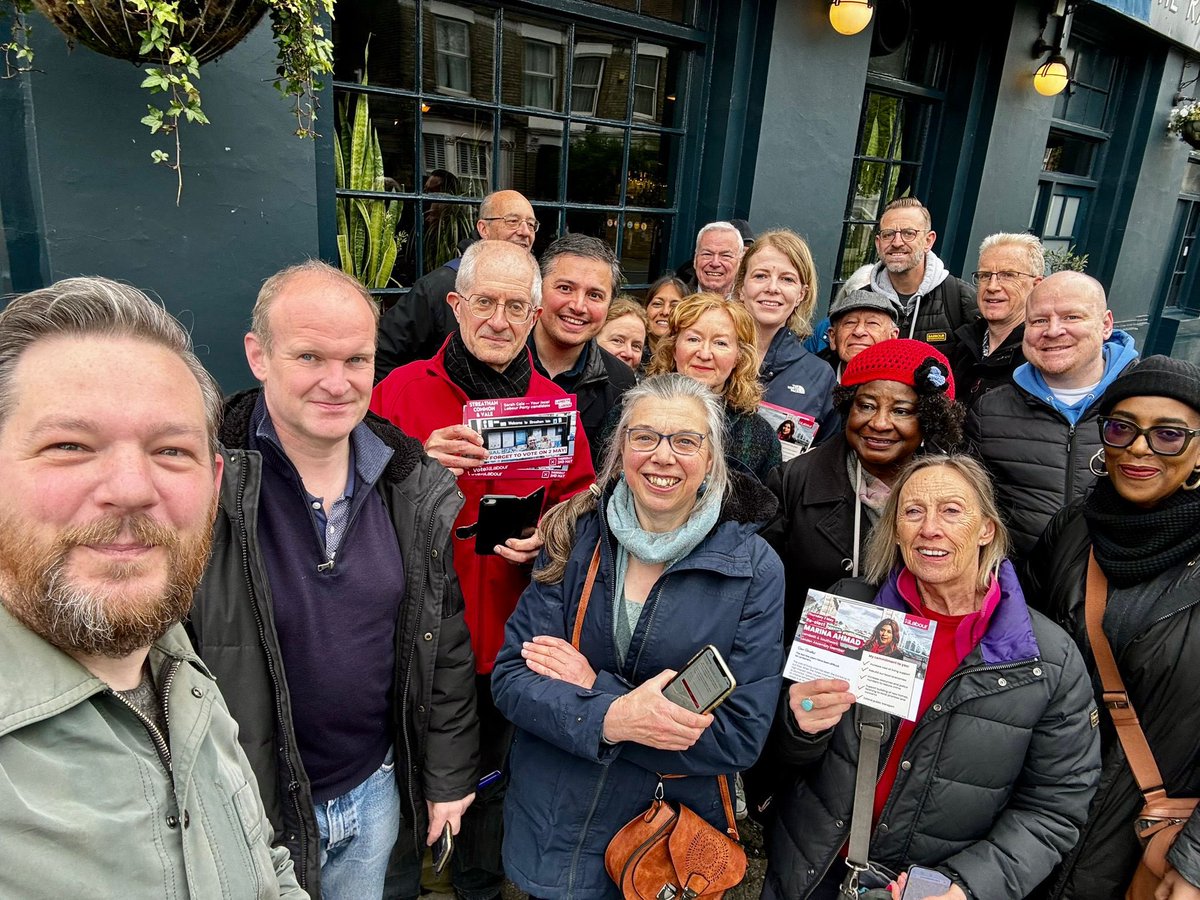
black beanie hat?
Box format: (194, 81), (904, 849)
(1098, 355), (1200, 416)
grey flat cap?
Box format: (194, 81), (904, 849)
(828, 289), (900, 322)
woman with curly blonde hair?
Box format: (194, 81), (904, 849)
(647, 291), (781, 481)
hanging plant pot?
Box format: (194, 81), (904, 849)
(1182, 120), (1200, 150)
(31, 0), (267, 65)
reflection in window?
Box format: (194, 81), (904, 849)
(834, 90), (933, 283)
(435, 18), (470, 93)
(634, 55), (661, 118)
(524, 41), (558, 110)
(572, 56), (606, 116)
(333, 1), (692, 288)
(456, 139), (489, 179)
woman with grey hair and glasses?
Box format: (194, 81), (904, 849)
(491, 373), (785, 899)
(764, 454), (1099, 900)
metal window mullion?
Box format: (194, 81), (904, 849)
(413, 0), (427, 277)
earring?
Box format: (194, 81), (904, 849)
(1183, 468), (1200, 491)
(697, 477), (709, 496)
(1088, 448), (1108, 478)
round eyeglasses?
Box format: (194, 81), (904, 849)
(624, 428), (707, 456)
(464, 294), (535, 324)
(1098, 416), (1200, 457)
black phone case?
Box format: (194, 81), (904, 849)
(472, 486), (546, 555)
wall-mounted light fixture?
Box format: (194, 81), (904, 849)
(1032, 1), (1076, 97)
(829, 0), (874, 36)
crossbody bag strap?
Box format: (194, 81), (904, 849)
(570, 542), (603, 651)
(846, 709), (887, 871)
(1085, 551), (1168, 794)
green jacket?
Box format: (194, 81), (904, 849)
(0, 603), (308, 899)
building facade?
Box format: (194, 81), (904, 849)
(4, 0), (1200, 388)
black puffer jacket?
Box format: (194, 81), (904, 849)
(949, 320), (1026, 410)
(1024, 506), (1200, 898)
(764, 564), (1100, 900)
(964, 384), (1105, 560)
(188, 390), (480, 897)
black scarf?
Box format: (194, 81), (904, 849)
(442, 331), (533, 401)
(1082, 476), (1200, 586)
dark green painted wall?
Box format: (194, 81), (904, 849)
(4, 15), (321, 391)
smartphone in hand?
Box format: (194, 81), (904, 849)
(661, 645), (737, 715)
(901, 866), (952, 899)
(432, 823), (453, 875)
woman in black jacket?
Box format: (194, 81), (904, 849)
(761, 338), (964, 638)
(764, 455), (1099, 900)
(1025, 356), (1200, 900)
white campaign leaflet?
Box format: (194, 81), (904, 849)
(782, 589), (936, 721)
(757, 401), (819, 460)
(462, 396), (578, 479)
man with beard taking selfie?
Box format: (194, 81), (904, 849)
(0, 277), (307, 898)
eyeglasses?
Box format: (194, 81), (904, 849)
(876, 228), (924, 243)
(1098, 416), (1200, 457)
(480, 215), (540, 232)
(463, 294), (536, 324)
(624, 427), (707, 456)
(971, 270), (1039, 286)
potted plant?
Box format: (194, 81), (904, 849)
(1167, 101), (1200, 149)
(2, 0), (335, 203)
(334, 64), (406, 290)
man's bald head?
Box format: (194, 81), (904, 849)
(1023, 270), (1114, 389)
(477, 190), (537, 250)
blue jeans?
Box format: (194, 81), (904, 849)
(315, 748), (401, 900)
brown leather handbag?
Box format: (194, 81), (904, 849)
(603, 777), (747, 899)
(1085, 554), (1199, 900)
(569, 544), (748, 899)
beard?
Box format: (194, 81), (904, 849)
(0, 508), (214, 659)
(884, 246), (926, 275)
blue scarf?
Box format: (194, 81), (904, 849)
(605, 478), (721, 565)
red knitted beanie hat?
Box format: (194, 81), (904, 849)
(840, 338), (956, 402)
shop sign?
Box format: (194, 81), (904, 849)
(1090, 0), (1200, 53)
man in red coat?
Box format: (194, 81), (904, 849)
(370, 239), (594, 900)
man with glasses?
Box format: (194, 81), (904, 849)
(531, 233), (636, 466)
(375, 189), (541, 381)
(369, 240), (594, 900)
(867, 197), (977, 357)
(951, 232), (1045, 407)
(966, 271), (1139, 558)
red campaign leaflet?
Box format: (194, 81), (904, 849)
(783, 589), (936, 721)
(758, 401), (819, 461)
(463, 396), (579, 480)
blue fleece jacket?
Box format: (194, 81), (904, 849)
(1012, 329), (1139, 425)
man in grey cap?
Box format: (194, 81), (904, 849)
(818, 288), (900, 378)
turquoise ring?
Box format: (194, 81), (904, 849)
(800, 697), (815, 712)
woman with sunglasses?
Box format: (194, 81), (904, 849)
(1025, 356), (1200, 900)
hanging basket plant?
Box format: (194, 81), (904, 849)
(2, 0), (335, 203)
(30, 0), (266, 64)
(1167, 101), (1200, 149)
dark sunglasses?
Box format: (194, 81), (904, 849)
(1098, 416), (1200, 457)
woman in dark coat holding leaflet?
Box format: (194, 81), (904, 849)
(764, 455), (1100, 900)
(491, 373), (785, 899)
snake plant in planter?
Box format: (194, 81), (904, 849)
(2, 0), (334, 203)
(335, 84), (406, 290)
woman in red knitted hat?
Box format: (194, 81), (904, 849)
(747, 339), (965, 819)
